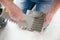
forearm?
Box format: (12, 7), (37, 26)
(44, 0), (60, 26)
(0, 0), (22, 13)
(0, 0), (24, 21)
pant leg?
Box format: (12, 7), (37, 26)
(36, 0), (54, 13)
(14, 0), (35, 14)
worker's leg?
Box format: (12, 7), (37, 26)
(36, 0), (54, 13)
(14, 0), (35, 14)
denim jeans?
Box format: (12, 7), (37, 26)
(14, 0), (54, 14)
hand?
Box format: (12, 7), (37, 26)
(43, 0), (59, 27)
(9, 10), (24, 21)
(0, 0), (24, 21)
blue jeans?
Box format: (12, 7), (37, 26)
(14, 0), (54, 14)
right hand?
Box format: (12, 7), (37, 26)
(0, 0), (24, 21)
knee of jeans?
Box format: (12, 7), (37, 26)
(36, 0), (54, 13)
(22, 9), (27, 14)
